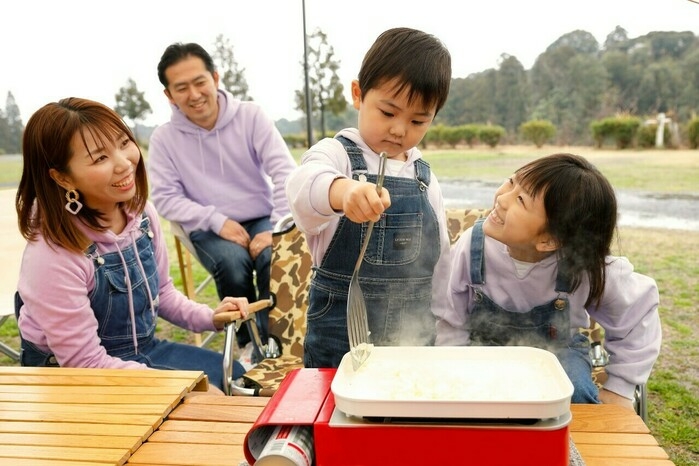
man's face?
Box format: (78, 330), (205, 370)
(164, 55), (220, 130)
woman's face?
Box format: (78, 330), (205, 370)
(60, 129), (140, 215)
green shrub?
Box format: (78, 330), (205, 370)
(283, 133), (308, 148)
(442, 126), (463, 148)
(424, 124), (447, 148)
(637, 123), (671, 148)
(461, 124), (480, 147)
(519, 120), (556, 148)
(687, 117), (699, 149)
(590, 115), (642, 149)
(478, 125), (506, 148)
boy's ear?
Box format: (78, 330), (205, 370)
(351, 80), (362, 110)
(536, 234), (560, 252)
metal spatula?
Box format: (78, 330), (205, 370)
(347, 152), (388, 370)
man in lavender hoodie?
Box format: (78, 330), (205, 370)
(148, 42), (296, 350)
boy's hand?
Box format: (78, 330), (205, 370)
(331, 178), (391, 223)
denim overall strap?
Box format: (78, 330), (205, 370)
(88, 214), (159, 358)
(467, 216), (571, 346)
(304, 137), (440, 368)
(469, 218), (487, 285)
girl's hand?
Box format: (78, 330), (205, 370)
(212, 297), (249, 330)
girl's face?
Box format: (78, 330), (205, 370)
(57, 129), (140, 216)
(351, 78), (435, 160)
(482, 176), (558, 261)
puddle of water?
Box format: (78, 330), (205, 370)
(440, 180), (699, 232)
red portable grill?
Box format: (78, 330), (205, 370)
(245, 346), (573, 466)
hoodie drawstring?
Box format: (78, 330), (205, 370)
(216, 130), (224, 174)
(107, 226), (157, 355)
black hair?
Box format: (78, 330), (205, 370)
(358, 27), (451, 114)
(157, 42), (216, 88)
(516, 153), (618, 308)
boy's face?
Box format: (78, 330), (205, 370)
(352, 78), (436, 159)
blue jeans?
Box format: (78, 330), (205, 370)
(190, 216), (272, 346)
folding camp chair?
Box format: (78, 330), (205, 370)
(171, 220), (266, 352)
(223, 213), (311, 395)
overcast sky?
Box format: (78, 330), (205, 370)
(2, 0), (698, 127)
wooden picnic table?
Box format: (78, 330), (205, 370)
(125, 396), (674, 466)
(0, 366), (675, 465)
(0, 366), (208, 465)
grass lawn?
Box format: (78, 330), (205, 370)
(1, 145), (697, 465)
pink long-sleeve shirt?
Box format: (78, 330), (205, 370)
(17, 202), (216, 369)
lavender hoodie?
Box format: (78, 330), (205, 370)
(17, 202), (216, 369)
(148, 89), (296, 236)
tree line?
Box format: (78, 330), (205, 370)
(2, 26), (699, 153)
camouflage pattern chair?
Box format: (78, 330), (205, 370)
(241, 214), (311, 392)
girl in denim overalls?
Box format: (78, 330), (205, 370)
(286, 28), (453, 368)
(15, 98), (248, 391)
(439, 153), (661, 409)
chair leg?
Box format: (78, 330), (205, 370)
(174, 236), (202, 346)
(635, 384), (648, 422)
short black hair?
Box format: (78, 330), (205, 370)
(157, 42), (216, 88)
(358, 27), (452, 114)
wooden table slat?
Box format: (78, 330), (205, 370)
(0, 367), (205, 380)
(0, 459), (112, 466)
(0, 374), (197, 389)
(0, 421), (153, 438)
(569, 404), (650, 433)
(182, 393), (269, 407)
(148, 430), (247, 445)
(167, 404), (263, 423)
(0, 384), (185, 396)
(0, 401), (175, 415)
(0, 392), (186, 404)
(0, 410), (166, 427)
(0, 445), (130, 464)
(577, 443), (669, 459)
(127, 443), (246, 466)
(585, 459), (676, 466)
(0, 432), (142, 450)
(158, 419), (253, 434)
(571, 431), (659, 446)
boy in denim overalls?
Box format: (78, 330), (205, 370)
(286, 27), (453, 368)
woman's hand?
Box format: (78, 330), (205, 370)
(212, 296), (249, 330)
(599, 388), (635, 411)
